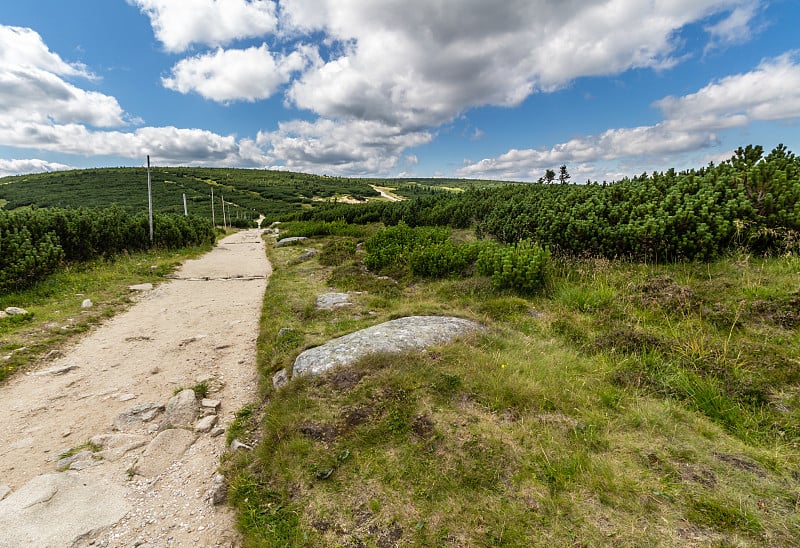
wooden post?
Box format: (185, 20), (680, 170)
(211, 188), (215, 226)
(221, 195), (226, 228)
(147, 155), (153, 243)
(183, 193), (188, 216)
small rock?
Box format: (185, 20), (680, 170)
(56, 450), (94, 470)
(208, 474), (227, 505)
(44, 349), (63, 360)
(194, 415), (217, 434)
(118, 393), (136, 402)
(162, 389), (199, 430)
(4, 307), (28, 316)
(33, 364), (78, 377)
(61, 430), (71, 438)
(297, 248), (319, 261)
(150, 366), (160, 375)
(81, 299), (93, 309)
(277, 327), (292, 338)
(201, 398), (221, 411)
(0, 484), (11, 501)
(272, 368), (288, 390)
(230, 439), (253, 451)
(210, 427), (225, 438)
(0, 311), (8, 320)
(128, 283), (154, 291)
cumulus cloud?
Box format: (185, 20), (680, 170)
(125, 0), (765, 174)
(0, 121), (268, 167)
(283, 0), (754, 129)
(127, 0), (278, 53)
(458, 52), (800, 180)
(256, 118), (432, 175)
(0, 158), (73, 178)
(163, 44), (314, 102)
(0, 25), (127, 129)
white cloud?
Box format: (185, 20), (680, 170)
(0, 25), (127, 129)
(656, 51), (800, 127)
(0, 24), (270, 168)
(705, 1), (761, 51)
(163, 44), (314, 102)
(0, 158), (73, 178)
(283, 0), (753, 130)
(0, 121), (268, 167)
(457, 52), (800, 180)
(124, 0), (765, 175)
(127, 0), (278, 53)
(256, 118), (432, 175)
(0, 25), (92, 78)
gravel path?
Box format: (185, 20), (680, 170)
(0, 229), (270, 547)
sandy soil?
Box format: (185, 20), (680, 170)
(0, 229), (270, 547)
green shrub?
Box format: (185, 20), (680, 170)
(476, 240), (550, 294)
(364, 222), (449, 272)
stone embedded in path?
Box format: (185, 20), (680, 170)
(128, 283), (154, 291)
(0, 472), (128, 547)
(4, 307), (28, 316)
(91, 433), (149, 462)
(33, 364), (78, 377)
(195, 415), (218, 433)
(81, 299), (93, 309)
(135, 429), (197, 477)
(293, 316), (482, 378)
(113, 402), (164, 432)
(162, 389), (199, 430)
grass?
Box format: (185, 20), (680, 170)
(0, 243), (213, 383)
(224, 230), (800, 546)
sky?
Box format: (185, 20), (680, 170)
(1, 0), (799, 182)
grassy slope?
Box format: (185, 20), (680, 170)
(0, 169), (498, 221)
(225, 232), (800, 547)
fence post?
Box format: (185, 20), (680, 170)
(147, 155), (153, 244)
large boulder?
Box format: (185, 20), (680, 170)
(293, 316), (481, 378)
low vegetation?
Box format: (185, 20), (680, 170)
(224, 226), (800, 546)
(0, 206), (214, 291)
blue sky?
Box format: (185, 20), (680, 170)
(1, 0), (799, 181)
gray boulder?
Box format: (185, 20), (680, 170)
(276, 237), (308, 247)
(293, 316), (481, 377)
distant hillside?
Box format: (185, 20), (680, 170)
(0, 167), (505, 222)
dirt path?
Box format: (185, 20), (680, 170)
(0, 229), (270, 547)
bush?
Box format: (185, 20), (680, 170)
(364, 222), (449, 272)
(476, 240), (551, 294)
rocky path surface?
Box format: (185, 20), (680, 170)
(0, 229), (270, 547)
